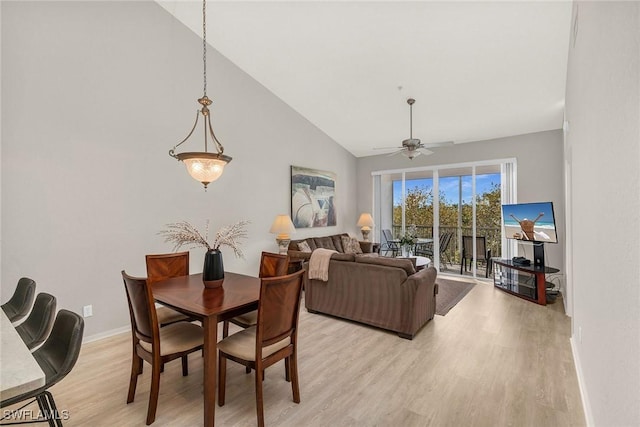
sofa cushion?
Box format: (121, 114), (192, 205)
(298, 241), (312, 253)
(312, 236), (338, 251)
(341, 236), (363, 254)
(331, 234), (348, 253)
(355, 256), (416, 276)
(330, 253), (356, 262)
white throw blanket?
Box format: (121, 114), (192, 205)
(308, 248), (337, 281)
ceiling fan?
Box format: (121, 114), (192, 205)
(376, 98), (453, 159)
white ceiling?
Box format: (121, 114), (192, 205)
(157, 1), (572, 157)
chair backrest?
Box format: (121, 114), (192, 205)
(122, 271), (158, 348)
(145, 251), (189, 285)
(16, 292), (57, 350)
(1, 277), (36, 322)
(33, 309), (84, 387)
(462, 235), (488, 260)
(259, 252), (289, 278)
(440, 232), (453, 252)
(382, 229), (394, 243)
(256, 270), (305, 350)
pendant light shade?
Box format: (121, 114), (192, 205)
(169, 0), (231, 190)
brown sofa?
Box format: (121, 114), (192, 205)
(288, 233), (373, 261)
(303, 255), (438, 339)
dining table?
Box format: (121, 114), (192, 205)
(151, 272), (260, 427)
(0, 311), (45, 402)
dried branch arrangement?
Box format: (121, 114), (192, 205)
(159, 220), (250, 258)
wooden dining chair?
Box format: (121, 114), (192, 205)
(222, 252), (289, 339)
(217, 269), (305, 427)
(15, 292), (57, 350)
(145, 251), (193, 326)
(1, 277), (36, 323)
(122, 271), (204, 425)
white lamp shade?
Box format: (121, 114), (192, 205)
(269, 215), (296, 238)
(357, 213), (375, 229)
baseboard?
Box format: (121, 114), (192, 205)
(82, 325), (130, 344)
(570, 336), (594, 426)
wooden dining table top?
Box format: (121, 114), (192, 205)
(151, 272), (260, 319)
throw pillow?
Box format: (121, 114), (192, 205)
(297, 241), (312, 253)
(341, 236), (363, 254)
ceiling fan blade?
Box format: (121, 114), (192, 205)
(418, 147), (434, 155)
(422, 140), (454, 148)
(374, 146), (403, 150)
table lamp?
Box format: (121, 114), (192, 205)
(357, 213), (375, 241)
(269, 214), (296, 255)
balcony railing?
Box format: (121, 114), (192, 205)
(390, 224), (501, 264)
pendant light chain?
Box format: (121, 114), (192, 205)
(202, 0), (207, 97)
(169, 0), (232, 190)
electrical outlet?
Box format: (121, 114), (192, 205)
(83, 305), (93, 318)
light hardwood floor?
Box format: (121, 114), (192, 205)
(9, 278), (585, 426)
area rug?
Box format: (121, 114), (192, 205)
(435, 278), (475, 316)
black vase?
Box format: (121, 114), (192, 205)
(203, 249), (224, 288)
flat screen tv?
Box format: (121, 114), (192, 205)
(501, 202), (558, 244)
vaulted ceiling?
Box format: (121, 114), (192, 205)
(158, 1), (572, 157)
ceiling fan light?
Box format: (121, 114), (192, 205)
(401, 150), (422, 160)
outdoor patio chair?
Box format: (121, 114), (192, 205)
(418, 232), (454, 268)
(460, 235), (493, 278)
(381, 229), (400, 257)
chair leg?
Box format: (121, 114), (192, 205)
(36, 394), (55, 427)
(289, 354), (301, 404)
(285, 358), (291, 382)
(146, 361), (161, 425)
(254, 364), (265, 427)
(222, 320), (230, 338)
(127, 355), (142, 403)
(43, 391), (63, 427)
(181, 355), (189, 376)
(217, 354), (226, 406)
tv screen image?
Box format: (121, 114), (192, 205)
(501, 202), (558, 243)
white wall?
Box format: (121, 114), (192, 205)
(1, 1), (357, 338)
(356, 130), (566, 274)
(564, 2), (640, 426)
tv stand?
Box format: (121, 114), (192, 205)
(492, 258), (559, 305)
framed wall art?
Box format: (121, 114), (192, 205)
(291, 166), (336, 228)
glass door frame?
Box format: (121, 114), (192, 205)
(371, 158), (517, 277)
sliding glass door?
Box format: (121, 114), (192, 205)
(373, 159), (515, 279)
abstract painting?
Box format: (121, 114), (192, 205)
(291, 166), (336, 228)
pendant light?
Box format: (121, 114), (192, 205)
(169, 0), (231, 190)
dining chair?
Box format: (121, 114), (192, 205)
(1, 277), (36, 323)
(122, 271), (204, 425)
(222, 252), (290, 339)
(217, 269), (305, 427)
(460, 235), (493, 278)
(0, 309), (84, 427)
(145, 251), (193, 326)
(15, 292), (57, 350)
